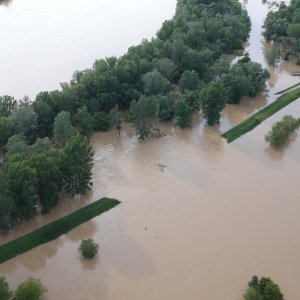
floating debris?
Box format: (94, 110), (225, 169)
(157, 163), (167, 172)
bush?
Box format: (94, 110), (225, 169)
(14, 277), (47, 300)
(0, 276), (12, 300)
(78, 238), (100, 259)
(265, 115), (300, 147)
(244, 276), (284, 300)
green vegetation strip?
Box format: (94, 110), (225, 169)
(0, 198), (120, 264)
(222, 87), (300, 143)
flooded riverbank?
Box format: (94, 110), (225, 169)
(1, 0), (300, 299)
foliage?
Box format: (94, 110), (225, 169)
(74, 106), (94, 138)
(0, 116), (13, 149)
(245, 275), (284, 300)
(155, 58), (178, 82)
(142, 69), (173, 96)
(222, 58), (270, 104)
(222, 87), (300, 143)
(11, 102), (37, 142)
(175, 97), (193, 128)
(244, 287), (263, 300)
(264, 1), (300, 58)
(53, 111), (77, 148)
(30, 153), (60, 213)
(179, 70), (200, 91)
(4, 134), (28, 160)
(158, 93), (176, 121)
(266, 44), (280, 65)
(3, 154), (39, 220)
(0, 198), (120, 264)
(130, 95), (158, 139)
(14, 277), (47, 300)
(201, 81), (226, 126)
(60, 134), (93, 194)
(78, 238), (100, 259)
(109, 105), (122, 135)
(92, 111), (111, 132)
(0, 174), (15, 232)
(0, 276), (13, 300)
(265, 115), (300, 147)
(0, 95), (17, 117)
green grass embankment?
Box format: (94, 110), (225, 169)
(222, 87), (300, 143)
(0, 198), (120, 264)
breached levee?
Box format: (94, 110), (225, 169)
(222, 86), (300, 143)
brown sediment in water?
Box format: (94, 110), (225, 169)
(1, 0), (300, 299)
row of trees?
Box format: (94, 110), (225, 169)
(264, 0), (300, 61)
(0, 97), (93, 231)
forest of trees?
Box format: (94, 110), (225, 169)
(0, 0), (271, 231)
(264, 0), (300, 62)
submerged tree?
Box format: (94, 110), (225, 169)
(130, 96), (158, 139)
(60, 134), (93, 195)
(244, 276), (284, 300)
(201, 81), (226, 126)
(175, 97), (193, 128)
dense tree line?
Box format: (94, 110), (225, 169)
(264, 0), (300, 61)
(0, 0), (271, 230)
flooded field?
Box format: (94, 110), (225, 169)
(1, 0), (300, 299)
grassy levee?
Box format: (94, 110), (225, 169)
(222, 87), (300, 143)
(0, 198), (120, 264)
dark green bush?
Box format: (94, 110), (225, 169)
(92, 112), (111, 131)
(78, 238), (100, 259)
(14, 277), (47, 300)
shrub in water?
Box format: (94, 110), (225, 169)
(78, 238), (100, 259)
(0, 276), (13, 300)
(14, 277), (47, 300)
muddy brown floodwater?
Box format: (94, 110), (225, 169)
(1, 0), (300, 299)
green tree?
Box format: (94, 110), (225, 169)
(14, 277), (47, 300)
(201, 81), (227, 126)
(4, 154), (38, 220)
(92, 111), (111, 132)
(244, 287), (263, 300)
(30, 153), (60, 213)
(265, 115), (300, 147)
(130, 96), (158, 139)
(0, 174), (15, 232)
(5, 134), (28, 160)
(158, 94), (176, 121)
(0, 95), (17, 117)
(74, 106), (93, 138)
(53, 111), (76, 148)
(0, 116), (13, 149)
(247, 276), (284, 300)
(78, 238), (100, 259)
(155, 58), (178, 82)
(175, 98), (193, 128)
(0, 276), (13, 300)
(33, 98), (55, 138)
(60, 134), (93, 195)
(11, 103), (37, 142)
(142, 69), (173, 96)
(110, 105), (122, 135)
(179, 70), (200, 91)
